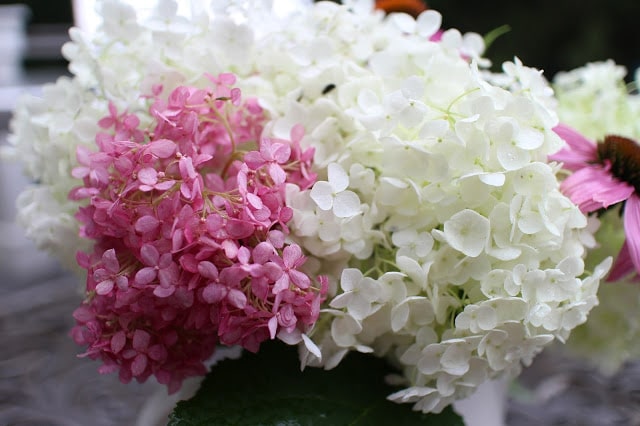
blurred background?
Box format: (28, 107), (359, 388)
(1, 1), (640, 425)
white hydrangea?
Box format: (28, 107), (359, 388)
(554, 60), (640, 141)
(270, 2), (609, 413)
(2, 0), (610, 413)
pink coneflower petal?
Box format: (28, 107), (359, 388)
(560, 166), (634, 213)
(607, 240), (636, 282)
(551, 124), (598, 171)
(623, 194), (640, 277)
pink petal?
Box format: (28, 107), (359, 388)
(218, 72), (236, 86)
(158, 265), (179, 288)
(71, 166), (90, 179)
(268, 315), (278, 339)
(132, 329), (151, 351)
(158, 253), (174, 269)
(72, 305), (94, 322)
(202, 283), (227, 303)
(289, 269), (311, 289)
(560, 167), (633, 213)
(135, 215), (160, 234)
(608, 240), (636, 282)
(102, 248), (120, 273)
(115, 275), (129, 290)
(268, 230), (285, 249)
(272, 274), (289, 294)
(253, 242), (276, 264)
(138, 167), (158, 185)
(290, 124), (305, 144)
(153, 285), (176, 298)
(179, 156), (197, 179)
(623, 194), (640, 277)
(95, 279), (115, 295)
(148, 139), (176, 158)
(140, 244), (160, 266)
(282, 244), (303, 268)
(135, 267), (157, 285)
(551, 124), (598, 170)
(76, 145), (93, 166)
(244, 151), (265, 170)
(111, 331), (127, 354)
(246, 193), (263, 209)
(268, 163), (286, 185)
(131, 353), (148, 377)
(227, 288), (247, 309)
(271, 143), (291, 164)
(154, 180), (177, 191)
(197, 261), (219, 280)
(226, 219), (254, 239)
(147, 344), (168, 362)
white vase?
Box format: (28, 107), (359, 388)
(452, 377), (509, 426)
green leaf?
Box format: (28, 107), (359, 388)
(168, 342), (464, 426)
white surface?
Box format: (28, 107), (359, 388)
(0, 4), (29, 85)
(453, 377), (509, 426)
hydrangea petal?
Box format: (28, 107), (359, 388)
(443, 210), (490, 257)
(333, 190), (361, 218)
(310, 181), (334, 210)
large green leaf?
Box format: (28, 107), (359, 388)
(169, 342), (464, 426)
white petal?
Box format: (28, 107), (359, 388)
(328, 162), (350, 192)
(340, 268), (363, 292)
(391, 302), (410, 332)
(329, 292), (352, 309)
(516, 127), (544, 150)
(388, 12), (416, 34)
(497, 143), (530, 171)
(478, 172), (505, 187)
(333, 190), (361, 218)
(440, 345), (470, 376)
(302, 334), (322, 360)
(310, 181), (334, 210)
(417, 345), (444, 375)
(392, 228), (418, 247)
(416, 10), (442, 38)
(396, 255), (427, 287)
(476, 305), (498, 331)
(443, 209), (490, 257)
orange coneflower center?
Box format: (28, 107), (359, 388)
(597, 135), (640, 192)
(375, 0), (428, 18)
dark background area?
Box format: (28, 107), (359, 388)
(428, 0), (640, 80)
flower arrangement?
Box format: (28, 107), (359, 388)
(2, 0), (611, 420)
(550, 61), (640, 372)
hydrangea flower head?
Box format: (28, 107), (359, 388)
(69, 76), (326, 392)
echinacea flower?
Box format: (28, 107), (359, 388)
(551, 124), (640, 281)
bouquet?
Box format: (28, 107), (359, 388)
(2, 0), (611, 421)
(550, 60), (640, 372)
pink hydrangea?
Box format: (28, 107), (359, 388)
(69, 74), (326, 393)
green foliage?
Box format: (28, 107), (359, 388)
(169, 342), (464, 426)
